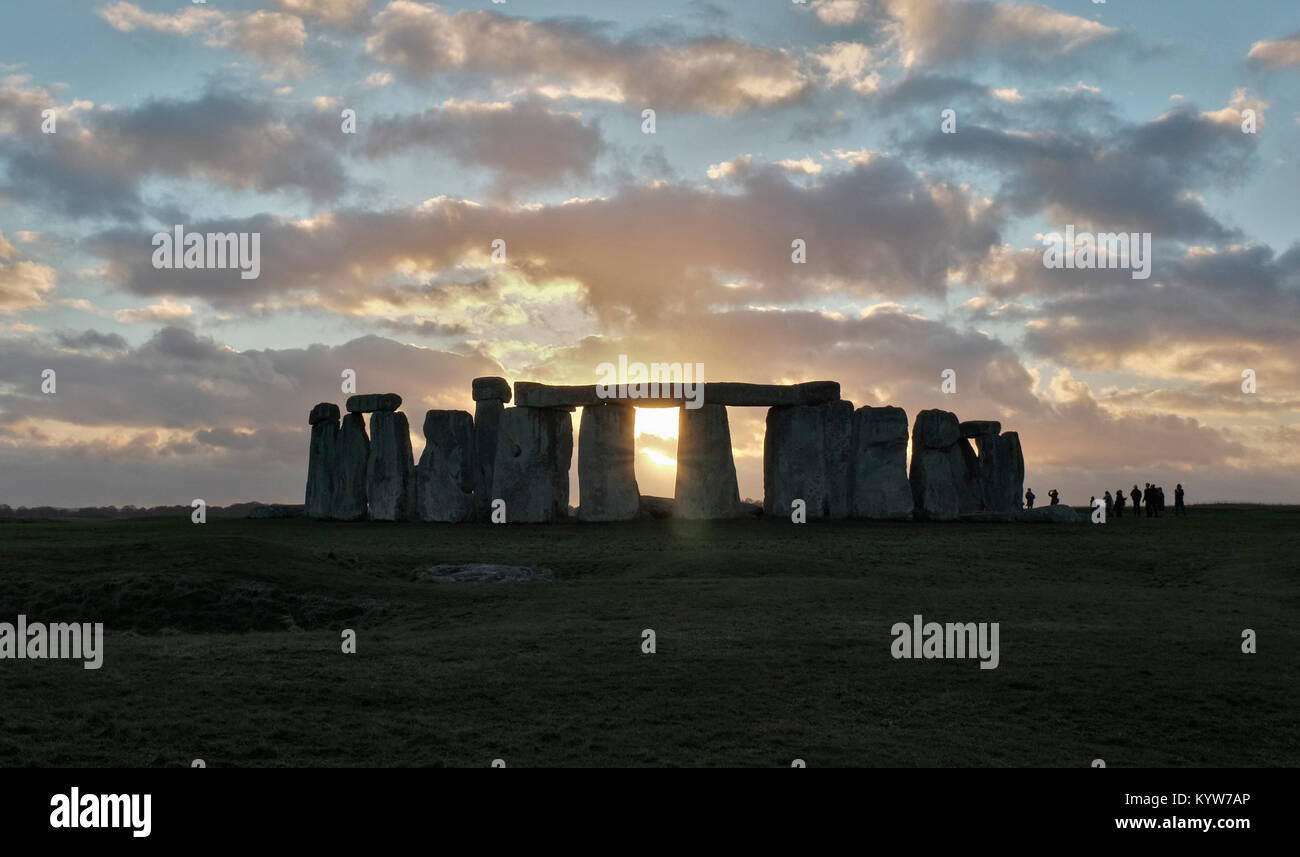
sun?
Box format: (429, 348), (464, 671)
(634, 407), (679, 441)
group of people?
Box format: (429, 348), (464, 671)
(1024, 483), (1187, 517)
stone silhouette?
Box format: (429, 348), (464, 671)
(366, 410), (416, 521)
(675, 403), (741, 519)
(415, 410), (476, 523)
(305, 403), (339, 519)
(848, 405), (913, 519)
(763, 400), (852, 519)
(492, 406), (573, 522)
(578, 403), (640, 521)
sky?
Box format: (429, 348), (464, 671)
(0, 0), (1297, 507)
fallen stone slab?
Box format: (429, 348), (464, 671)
(513, 380), (840, 409)
(415, 410), (476, 523)
(849, 405), (914, 519)
(346, 393), (402, 413)
(366, 410), (416, 521)
(639, 495), (675, 519)
(491, 406), (573, 522)
(248, 504), (305, 519)
(472, 376), (512, 402)
(1016, 505), (1084, 523)
(675, 403), (742, 519)
(331, 412), (370, 521)
(578, 403), (640, 521)
(413, 564), (554, 583)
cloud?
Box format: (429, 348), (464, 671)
(272, 0), (369, 28)
(364, 1), (810, 114)
(98, 2), (309, 78)
(0, 83), (348, 215)
(89, 154), (1003, 322)
(362, 99), (606, 195)
(113, 299), (195, 325)
(917, 92), (1265, 240)
(809, 0), (1120, 69)
(1246, 33), (1300, 69)
(0, 259), (56, 314)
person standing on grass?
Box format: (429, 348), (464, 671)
(1025, 488), (1035, 509)
(1049, 489), (1060, 506)
(1132, 485), (1142, 520)
(1175, 483), (1186, 516)
(1145, 483), (1153, 517)
(1104, 491), (1114, 518)
(1114, 488), (1126, 518)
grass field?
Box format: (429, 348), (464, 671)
(1, 507), (1297, 767)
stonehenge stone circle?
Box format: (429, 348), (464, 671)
(347, 393), (402, 413)
(303, 378), (1038, 525)
(763, 400), (852, 519)
(848, 405), (914, 519)
(675, 403), (741, 519)
(416, 410), (477, 523)
(305, 403), (339, 519)
(491, 406), (573, 522)
(331, 412), (370, 521)
(366, 410), (416, 521)
(578, 403), (640, 522)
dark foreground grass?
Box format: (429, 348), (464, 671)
(1, 507), (1297, 767)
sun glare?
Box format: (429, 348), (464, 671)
(634, 407), (679, 441)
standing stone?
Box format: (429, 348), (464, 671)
(472, 376), (512, 403)
(763, 400), (852, 519)
(974, 430), (1024, 513)
(675, 404), (741, 519)
(848, 406), (914, 519)
(416, 410), (476, 523)
(909, 409), (981, 521)
(366, 411), (416, 521)
(305, 403), (339, 519)
(473, 376), (511, 518)
(578, 403), (640, 521)
(491, 407), (573, 522)
(331, 413), (370, 521)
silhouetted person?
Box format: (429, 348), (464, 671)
(1025, 488), (1035, 509)
(1175, 483), (1186, 516)
(1049, 489), (1060, 506)
(1104, 491), (1114, 518)
(1114, 488), (1126, 518)
(1145, 483), (1153, 518)
(1131, 485), (1142, 520)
